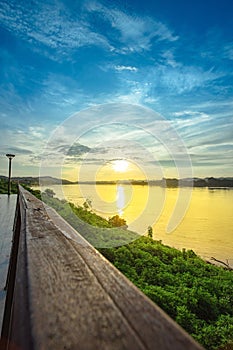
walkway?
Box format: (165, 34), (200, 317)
(0, 194), (17, 328)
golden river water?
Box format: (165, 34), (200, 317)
(39, 184), (233, 267)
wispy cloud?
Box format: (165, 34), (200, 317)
(170, 109), (233, 162)
(155, 66), (222, 94)
(160, 50), (179, 68)
(0, 146), (33, 156)
(86, 1), (178, 52)
(0, 125), (49, 174)
(223, 43), (233, 60)
(172, 110), (210, 121)
(0, 0), (112, 59)
(106, 59), (225, 108)
(1, 0), (178, 59)
(39, 74), (87, 107)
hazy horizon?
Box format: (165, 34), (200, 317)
(1, 173), (232, 183)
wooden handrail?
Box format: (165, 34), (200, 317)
(1, 186), (204, 349)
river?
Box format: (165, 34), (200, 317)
(37, 184), (233, 267)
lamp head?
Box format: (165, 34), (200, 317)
(6, 154), (15, 160)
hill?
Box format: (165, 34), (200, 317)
(0, 175), (73, 186)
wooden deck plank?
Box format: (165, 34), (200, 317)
(3, 187), (204, 350)
(0, 195), (17, 329)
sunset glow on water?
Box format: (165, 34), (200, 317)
(39, 184), (233, 267)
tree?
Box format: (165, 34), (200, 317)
(83, 198), (92, 211)
(43, 188), (55, 198)
(108, 215), (128, 229)
(147, 226), (153, 238)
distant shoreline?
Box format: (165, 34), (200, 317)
(1, 175), (233, 188)
(73, 179), (233, 188)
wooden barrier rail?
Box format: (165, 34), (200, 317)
(1, 186), (204, 349)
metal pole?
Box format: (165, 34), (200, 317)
(8, 157), (12, 196)
(6, 154), (15, 196)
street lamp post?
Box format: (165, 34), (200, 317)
(6, 154), (15, 196)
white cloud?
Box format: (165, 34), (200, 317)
(28, 126), (45, 139)
(172, 110), (210, 118)
(115, 85), (151, 105)
(114, 65), (138, 72)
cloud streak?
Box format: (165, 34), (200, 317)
(86, 1), (178, 52)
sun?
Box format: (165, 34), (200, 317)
(111, 159), (129, 172)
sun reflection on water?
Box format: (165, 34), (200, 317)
(117, 185), (125, 215)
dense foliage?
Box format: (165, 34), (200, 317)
(22, 184), (42, 199)
(0, 178), (18, 194)
(100, 238), (233, 350)
(26, 186), (233, 350)
(39, 191), (139, 248)
(0, 180), (41, 197)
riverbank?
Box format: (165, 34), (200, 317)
(29, 187), (233, 350)
(1, 184), (232, 349)
(31, 183), (233, 269)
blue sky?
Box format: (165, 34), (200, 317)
(0, 0), (232, 180)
